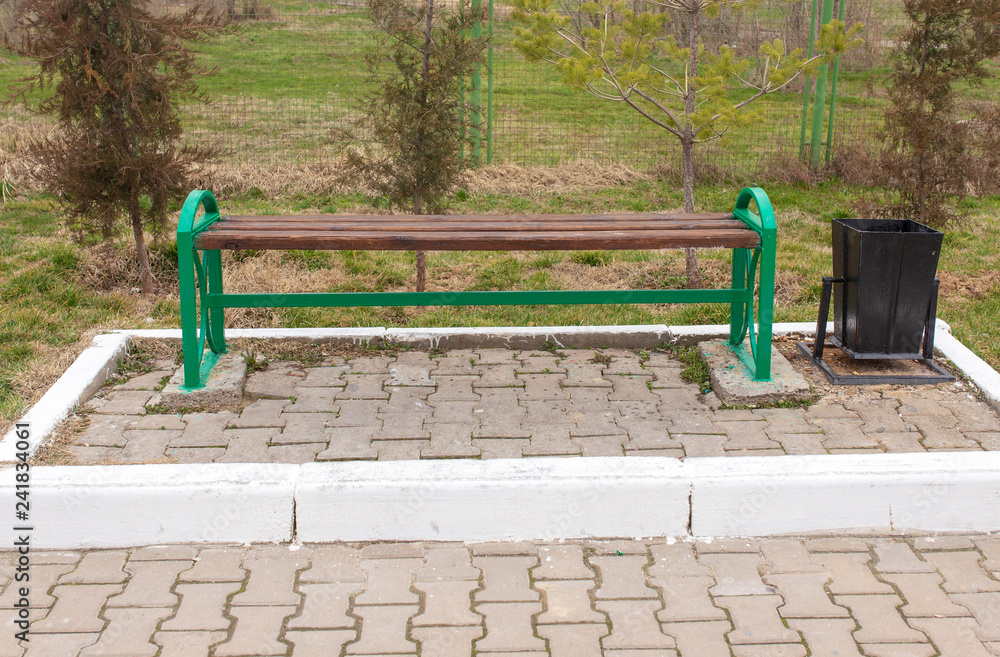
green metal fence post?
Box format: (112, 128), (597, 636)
(799, 0), (819, 161)
(471, 0), (483, 162)
(825, 0), (846, 164)
(809, 0), (834, 169)
(486, 0), (493, 164)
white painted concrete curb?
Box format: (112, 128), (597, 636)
(1, 464), (296, 548)
(295, 458), (690, 542)
(2, 320), (1000, 546)
(0, 333), (128, 462)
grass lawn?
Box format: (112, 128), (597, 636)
(2, 173), (998, 432)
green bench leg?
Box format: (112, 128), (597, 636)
(729, 248), (748, 346)
(178, 238), (201, 389)
(206, 249), (226, 354)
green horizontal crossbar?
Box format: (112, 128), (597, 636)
(203, 288), (748, 309)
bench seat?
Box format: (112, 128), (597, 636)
(195, 212), (761, 251)
(177, 187), (777, 390)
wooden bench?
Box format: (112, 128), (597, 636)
(176, 186), (777, 389)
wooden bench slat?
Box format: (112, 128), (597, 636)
(196, 228), (761, 251)
(203, 219), (750, 232)
(215, 212), (736, 224)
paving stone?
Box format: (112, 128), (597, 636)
(598, 599), (676, 649)
(805, 404), (858, 419)
(231, 399), (288, 427)
(677, 434), (726, 457)
(805, 538), (870, 552)
(474, 602), (545, 652)
(70, 446), (124, 464)
(214, 605), (297, 657)
(718, 422), (782, 451)
(298, 365), (349, 387)
(942, 401), (1000, 432)
(412, 626), (485, 657)
(92, 390), (154, 415)
(666, 411), (719, 434)
(359, 541), (425, 560)
(377, 440), (428, 459)
(785, 618), (862, 657)
(172, 411), (235, 447)
(872, 542), (936, 573)
(912, 536), (977, 551)
(245, 367), (303, 399)
(868, 431), (924, 452)
(167, 446), (225, 463)
(647, 543), (710, 578)
(375, 415), (431, 440)
(880, 572), (971, 617)
(522, 400), (574, 424)
(428, 376), (480, 401)
(627, 447), (685, 457)
(474, 556), (538, 602)
(766, 574), (847, 617)
(661, 620), (734, 657)
(519, 354), (567, 374)
(476, 348), (521, 364)
(231, 550), (308, 606)
(413, 580), (483, 625)
(476, 364), (522, 388)
(696, 539), (761, 554)
(860, 645), (936, 657)
(923, 551), (1000, 592)
(915, 416), (981, 449)
(130, 546), (197, 561)
(701, 553), (774, 596)
(590, 555), (657, 599)
(317, 427), (379, 460)
(648, 366), (687, 388)
(338, 374), (390, 400)
(31, 551), (79, 565)
(951, 593), (1000, 641)
(474, 438), (530, 457)
(300, 546), (365, 583)
(75, 416), (133, 447)
(614, 401), (663, 422)
(652, 388), (707, 410)
(114, 369), (174, 391)
(898, 398), (955, 416)
(570, 413), (627, 438)
(567, 387), (614, 412)
(523, 425), (582, 456)
(354, 558), (422, 604)
(348, 356), (393, 373)
(32, 584), (121, 633)
(268, 442), (324, 463)
(572, 435), (627, 456)
(843, 399), (910, 432)
(27, 634), (96, 657)
(415, 546), (479, 581)
(758, 408), (821, 434)
(607, 375), (657, 402)
(287, 582), (361, 629)
(471, 542), (539, 556)
(153, 631), (228, 657)
(132, 413), (186, 430)
(820, 553), (893, 594)
(381, 386), (434, 415)
(345, 605), (420, 654)
(422, 425), (480, 458)
(0, 563), (71, 608)
(427, 401), (479, 424)
(59, 551), (128, 584)
(180, 547), (246, 582)
(835, 594), (927, 643)
(908, 617), (995, 657)
(563, 363), (613, 388)
(731, 647), (806, 657)
(534, 580), (603, 623)
(623, 421), (682, 450)
(283, 630), (357, 657)
(107, 559), (190, 608)
(387, 358), (436, 387)
(760, 540), (823, 574)
(716, 595), (802, 644)
(215, 428), (278, 462)
(78, 607), (173, 657)
(534, 545), (595, 580)
(283, 387), (341, 413)
(434, 352), (480, 375)
(976, 538), (1000, 572)
(326, 399), (382, 429)
(275, 412), (337, 443)
(813, 419), (879, 449)
(518, 373), (568, 401)
(970, 432), (1000, 450)
(587, 539), (651, 555)
(538, 623), (608, 657)
(119, 429), (178, 463)
(161, 582), (241, 631)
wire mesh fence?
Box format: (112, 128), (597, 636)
(0, 0), (996, 183)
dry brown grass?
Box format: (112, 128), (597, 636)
(461, 162), (647, 196)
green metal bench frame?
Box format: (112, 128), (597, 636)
(177, 186), (777, 389)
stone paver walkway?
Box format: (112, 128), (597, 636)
(58, 346), (1000, 465)
(7, 535), (1000, 656)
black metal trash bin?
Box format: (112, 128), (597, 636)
(830, 218), (943, 359)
